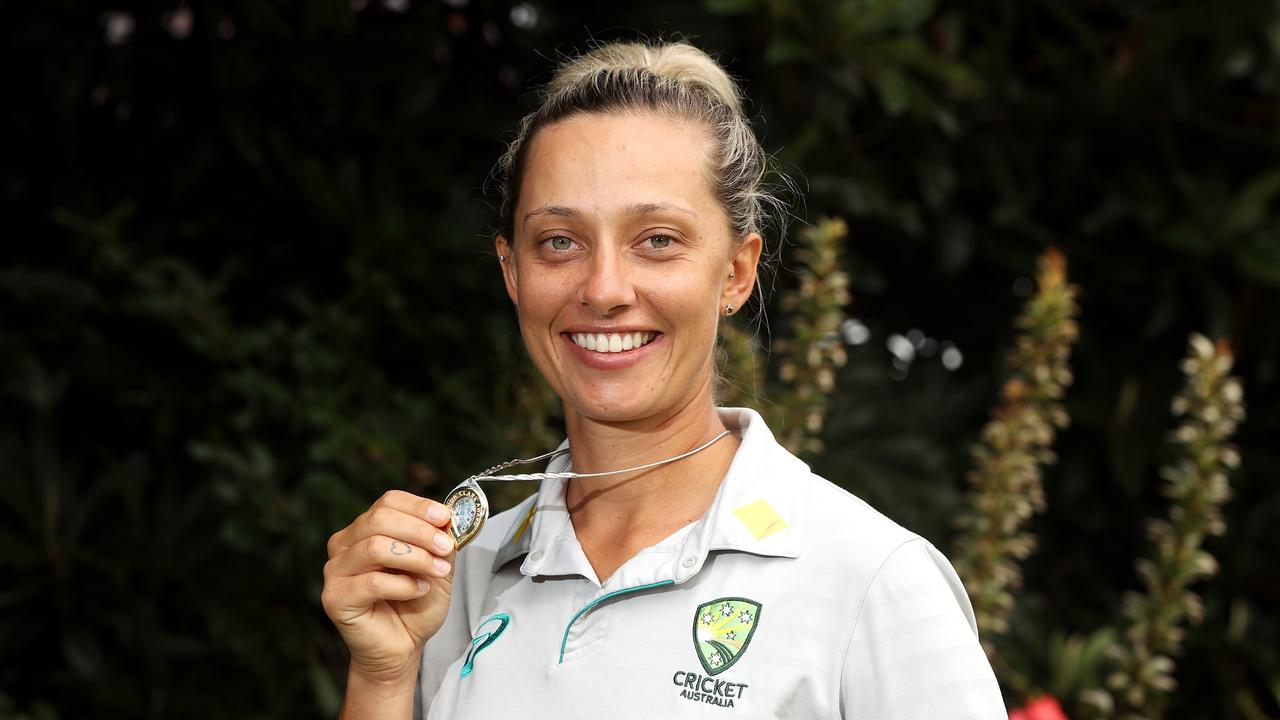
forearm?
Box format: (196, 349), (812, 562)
(339, 663), (417, 720)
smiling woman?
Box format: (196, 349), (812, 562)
(496, 111), (760, 424)
(321, 39), (1007, 720)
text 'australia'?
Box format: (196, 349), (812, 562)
(673, 671), (749, 708)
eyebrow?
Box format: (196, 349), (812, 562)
(522, 202), (697, 228)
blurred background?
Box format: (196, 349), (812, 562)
(2, 1), (1278, 718)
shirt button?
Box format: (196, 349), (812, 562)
(530, 550), (544, 562)
(681, 557), (696, 568)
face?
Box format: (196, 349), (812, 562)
(496, 112), (761, 425)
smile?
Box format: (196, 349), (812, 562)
(567, 331), (658, 354)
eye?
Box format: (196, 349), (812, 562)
(645, 234), (674, 250)
(546, 236), (574, 251)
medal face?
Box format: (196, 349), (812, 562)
(444, 479), (488, 551)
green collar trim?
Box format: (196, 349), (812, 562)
(559, 580), (674, 663)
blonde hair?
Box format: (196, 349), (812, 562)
(493, 40), (788, 254)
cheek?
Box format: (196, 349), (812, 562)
(515, 273), (569, 320)
(650, 274), (720, 345)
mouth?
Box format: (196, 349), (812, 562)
(565, 331), (660, 354)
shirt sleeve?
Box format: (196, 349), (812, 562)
(839, 538), (1007, 719)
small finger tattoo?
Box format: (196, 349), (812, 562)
(390, 540), (412, 555)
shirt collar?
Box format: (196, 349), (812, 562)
(492, 407), (809, 582)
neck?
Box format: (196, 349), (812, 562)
(561, 384), (739, 538)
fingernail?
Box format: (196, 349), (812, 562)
(416, 579), (430, 595)
(426, 505), (449, 524)
(433, 558), (452, 575)
(434, 533), (455, 553)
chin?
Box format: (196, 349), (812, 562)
(562, 384), (666, 423)
(571, 395), (657, 422)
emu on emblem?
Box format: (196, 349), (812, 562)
(692, 597), (762, 676)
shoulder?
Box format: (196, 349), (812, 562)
(795, 470), (975, 624)
(792, 480), (1001, 716)
(834, 522), (1002, 717)
(717, 407), (922, 572)
(789, 473), (966, 630)
(804, 474), (992, 695)
(801, 471), (921, 560)
(735, 442), (1000, 713)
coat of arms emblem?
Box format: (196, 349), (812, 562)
(691, 597), (762, 676)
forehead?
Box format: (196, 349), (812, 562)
(517, 112), (720, 227)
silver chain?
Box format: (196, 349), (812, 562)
(467, 430), (736, 483)
(464, 447), (567, 482)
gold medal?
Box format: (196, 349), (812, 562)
(444, 479), (488, 551)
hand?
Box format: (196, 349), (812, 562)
(322, 490), (457, 686)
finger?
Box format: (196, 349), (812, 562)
(325, 534), (453, 581)
(323, 571), (431, 620)
(329, 499), (456, 559)
(327, 520), (359, 559)
(335, 505), (456, 559)
(374, 489), (453, 530)
(361, 506), (456, 559)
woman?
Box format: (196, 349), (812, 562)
(322, 40), (1006, 719)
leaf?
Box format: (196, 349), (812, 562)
(1161, 222), (1211, 256)
(309, 657), (342, 716)
(705, 0), (765, 13)
(1233, 227), (1280, 286)
(1222, 170), (1280, 237)
(866, 65), (911, 116)
(888, 0), (936, 31)
(765, 35), (812, 64)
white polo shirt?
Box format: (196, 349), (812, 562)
(414, 407), (1006, 719)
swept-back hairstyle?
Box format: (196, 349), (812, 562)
(492, 40), (789, 263)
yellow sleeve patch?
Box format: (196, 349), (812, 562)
(733, 499), (788, 541)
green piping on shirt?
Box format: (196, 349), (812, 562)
(461, 613), (510, 679)
(559, 580), (674, 663)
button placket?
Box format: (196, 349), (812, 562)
(557, 579), (676, 663)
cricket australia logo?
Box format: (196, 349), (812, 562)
(692, 597), (761, 675)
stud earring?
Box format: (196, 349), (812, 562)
(729, 272), (735, 280)
(724, 304), (734, 316)
(499, 254), (507, 262)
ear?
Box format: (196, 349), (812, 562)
(496, 234), (518, 305)
(722, 232), (763, 312)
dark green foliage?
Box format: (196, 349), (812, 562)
(1, 1), (1277, 718)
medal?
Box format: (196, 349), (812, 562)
(443, 429), (734, 551)
(444, 479), (488, 550)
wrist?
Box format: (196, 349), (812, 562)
(347, 662), (418, 698)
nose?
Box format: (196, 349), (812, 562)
(578, 244), (636, 316)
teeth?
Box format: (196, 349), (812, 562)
(570, 332), (656, 354)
